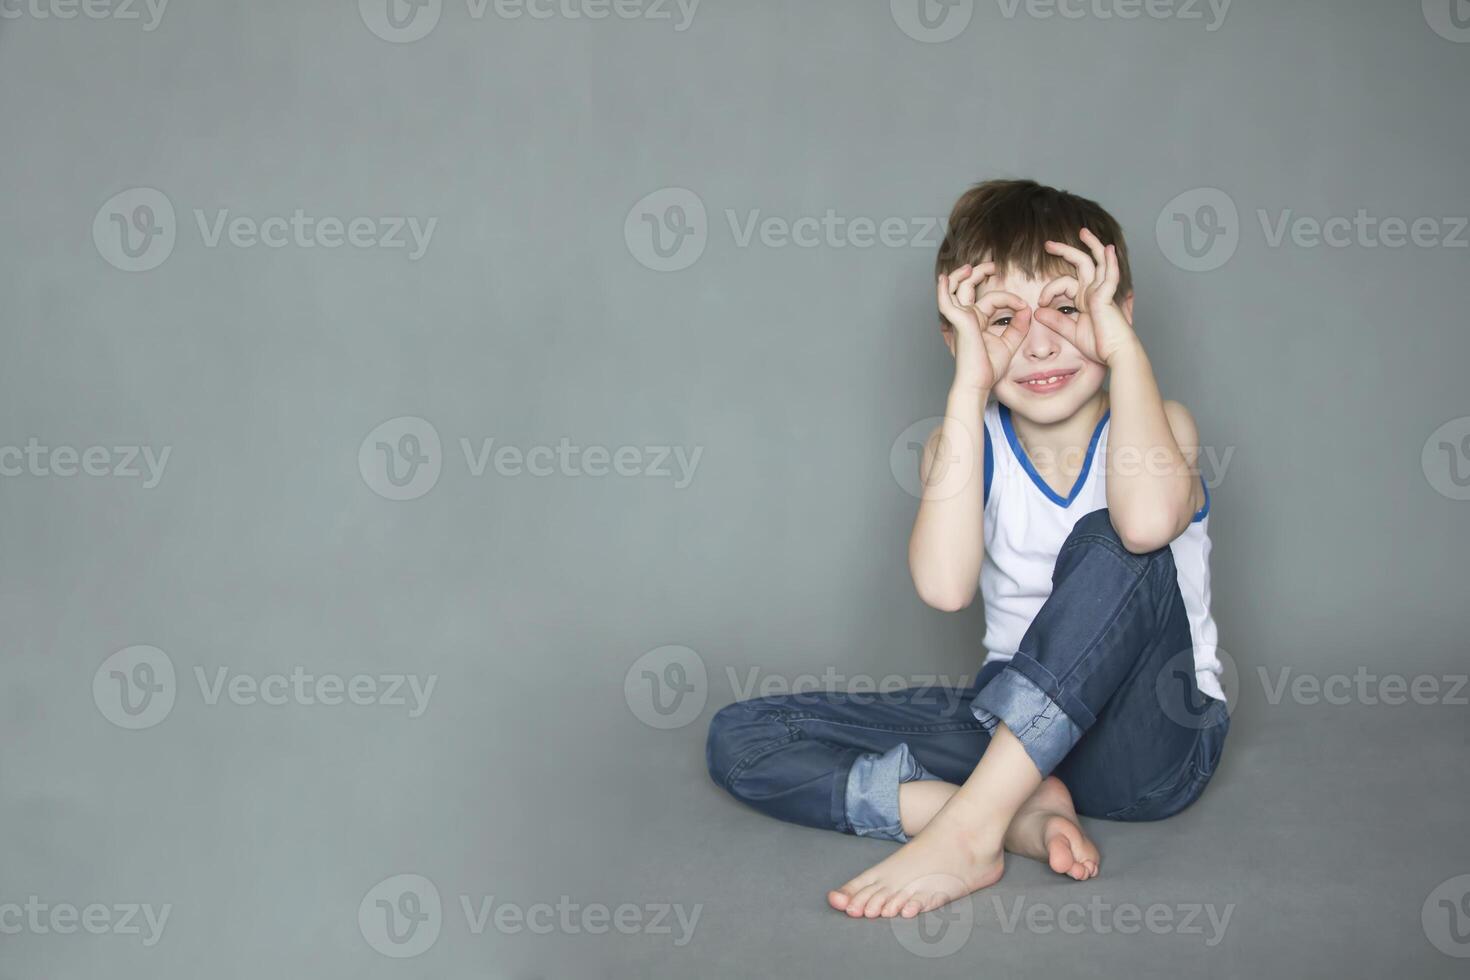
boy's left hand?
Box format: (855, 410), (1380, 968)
(1033, 228), (1139, 366)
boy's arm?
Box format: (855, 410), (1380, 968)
(909, 387), (987, 612)
(1035, 230), (1203, 553)
(1104, 346), (1205, 552)
(908, 265), (1032, 611)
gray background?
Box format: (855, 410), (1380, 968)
(2, 0), (1468, 977)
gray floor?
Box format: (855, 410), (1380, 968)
(645, 697), (1470, 979)
(4, 650), (1468, 978)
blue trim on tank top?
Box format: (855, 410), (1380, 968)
(1192, 478), (1210, 522)
(999, 404), (1111, 508)
(983, 425), (993, 504)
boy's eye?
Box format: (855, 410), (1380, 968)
(992, 315), (1013, 328)
(1055, 305), (1079, 316)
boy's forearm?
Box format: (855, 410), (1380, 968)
(1104, 341), (1196, 551)
(908, 385), (987, 611)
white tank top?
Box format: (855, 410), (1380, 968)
(980, 401), (1225, 702)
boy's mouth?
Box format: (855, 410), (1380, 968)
(1013, 368), (1080, 394)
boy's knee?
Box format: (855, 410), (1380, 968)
(1064, 509), (1175, 564)
(705, 700), (789, 792)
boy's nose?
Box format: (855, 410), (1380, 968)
(1023, 319), (1059, 360)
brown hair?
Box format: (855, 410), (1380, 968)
(935, 179), (1132, 314)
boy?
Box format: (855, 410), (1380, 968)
(705, 180), (1228, 919)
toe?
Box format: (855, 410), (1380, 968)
(863, 889), (890, 918)
(900, 898), (923, 918)
(880, 889), (914, 918)
(1047, 834), (1075, 875)
(847, 883), (884, 918)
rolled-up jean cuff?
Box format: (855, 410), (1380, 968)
(970, 665), (1085, 777)
(845, 742), (939, 843)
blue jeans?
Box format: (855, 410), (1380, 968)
(705, 509), (1230, 841)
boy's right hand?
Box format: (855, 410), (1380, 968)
(937, 262), (1032, 392)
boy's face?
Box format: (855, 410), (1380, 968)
(956, 264), (1131, 425)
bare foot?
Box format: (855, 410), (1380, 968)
(1002, 776), (1100, 880)
(828, 798), (1005, 919)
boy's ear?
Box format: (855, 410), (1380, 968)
(1120, 292), (1135, 326)
(941, 323), (957, 357)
